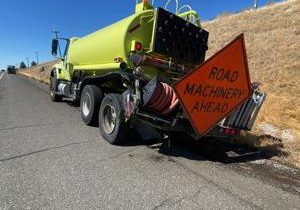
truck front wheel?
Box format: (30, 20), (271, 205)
(99, 94), (129, 144)
(49, 72), (62, 102)
(80, 85), (103, 126)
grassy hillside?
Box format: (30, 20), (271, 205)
(19, 0), (300, 166)
(19, 60), (58, 84)
(202, 0), (300, 165)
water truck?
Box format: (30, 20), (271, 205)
(50, 0), (266, 144)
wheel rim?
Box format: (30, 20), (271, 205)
(82, 92), (92, 117)
(102, 104), (117, 134)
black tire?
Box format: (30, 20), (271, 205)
(99, 94), (129, 144)
(80, 85), (103, 126)
(49, 70), (62, 102)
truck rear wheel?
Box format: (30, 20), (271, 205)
(80, 85), (103, 126)
(99, 94), (129, 144)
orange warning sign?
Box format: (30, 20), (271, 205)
(174, 34), (251, 136)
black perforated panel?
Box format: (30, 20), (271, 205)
(152, 8), (209, 64)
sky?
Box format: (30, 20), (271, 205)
(0, 0), (282, 70)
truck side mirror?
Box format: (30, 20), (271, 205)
(51, 39), (58, 56)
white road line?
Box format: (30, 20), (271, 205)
(0, 72), (4, 80)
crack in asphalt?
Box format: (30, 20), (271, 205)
(0, 140), (94, 163)
(93, 149), (137, 164)
(151, 198), (173, 210)
(166, 157), (264, 209)
(0, 121), (82, 131)
(151, 178), (262, 210)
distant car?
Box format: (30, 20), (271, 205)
(7, 65), (16, 74)
(1, 69), (5, 72)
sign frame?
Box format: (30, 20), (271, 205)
(174, 33), (252, 137)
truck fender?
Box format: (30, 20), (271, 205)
(79, 71), (132, 95)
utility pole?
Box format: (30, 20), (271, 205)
(254, 0), (258, 9)
(35, 51), (39, 64)
(26, 57), (29, 68)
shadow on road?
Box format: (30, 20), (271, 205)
(161, 132), (289, 164)
(120, 131), (284, 164)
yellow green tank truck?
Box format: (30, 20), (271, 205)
(50, 0), (266, 144)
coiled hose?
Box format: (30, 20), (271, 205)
(145, 82), (179, 115)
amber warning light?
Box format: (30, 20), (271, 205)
(174, 34), (252, 136)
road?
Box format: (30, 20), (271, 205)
(0, 73), (299, 210)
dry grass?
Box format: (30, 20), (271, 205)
(19, 0), (300, 166)
(19, 60), (59, 84)
(203, 0), (300, 166)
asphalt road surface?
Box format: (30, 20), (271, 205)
(0, 73), (299, 210)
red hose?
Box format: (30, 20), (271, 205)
(146, 82), (179, 115)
